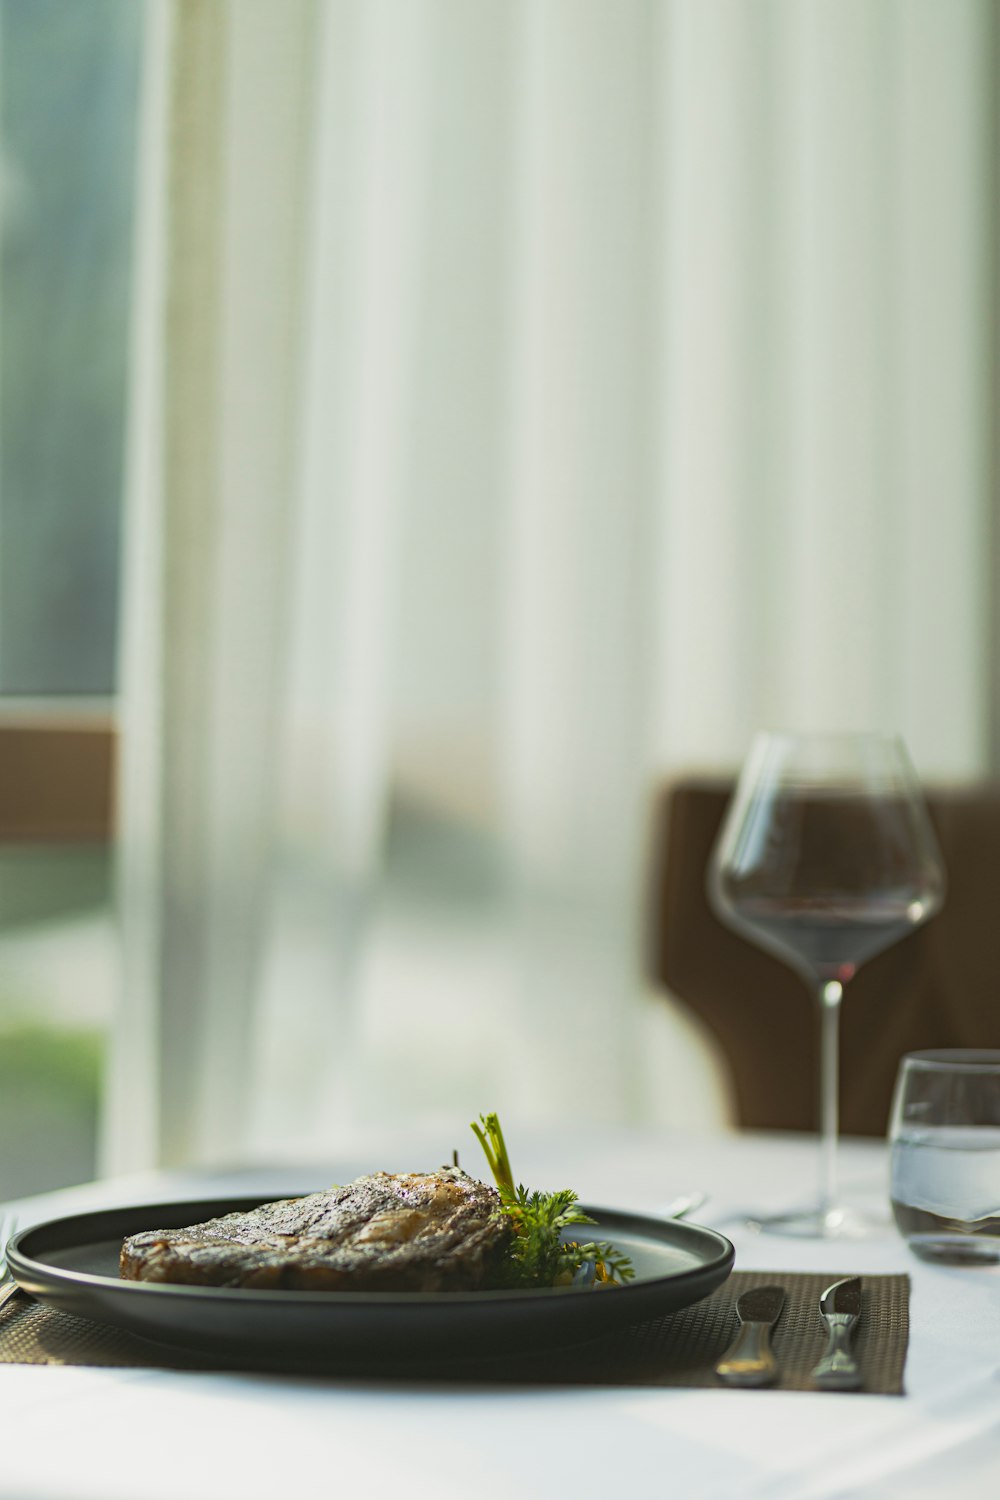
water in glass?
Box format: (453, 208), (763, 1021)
(890, 1051), (1000, 1264)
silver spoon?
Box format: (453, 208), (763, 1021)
(810, 1276), (863, 1390)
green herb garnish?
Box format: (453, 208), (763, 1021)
(471, 1112), (635, 1289)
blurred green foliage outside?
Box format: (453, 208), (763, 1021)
(0, 1025), (101, 1199)
(0, 847), (113, 1198)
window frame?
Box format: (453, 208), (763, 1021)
(0, 705), (115, 842)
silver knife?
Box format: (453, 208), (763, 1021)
(715, 1284), (785, 1387)
(810, 1276), (862, 1390)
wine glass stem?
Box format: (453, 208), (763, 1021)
(818, 979), (843, 1216)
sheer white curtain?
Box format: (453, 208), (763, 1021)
(105, 0), (994, 1172)
(652, 0), (992, 776)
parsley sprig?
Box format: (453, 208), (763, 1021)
(471, 1112), (634, 1289)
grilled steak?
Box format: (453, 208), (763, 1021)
(120, 1167), (513, 1292)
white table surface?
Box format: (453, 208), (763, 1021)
(2, 1125), (999, 1500)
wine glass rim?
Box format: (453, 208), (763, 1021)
(902, 1049), (1000, 1071)
(736, 728), (925, 796)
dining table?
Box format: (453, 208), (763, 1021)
(1, 1122), (998, 1500)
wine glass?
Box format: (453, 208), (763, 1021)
(708, 731), (946, 1238)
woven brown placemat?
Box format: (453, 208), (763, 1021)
(0, 1270), (909, 1392)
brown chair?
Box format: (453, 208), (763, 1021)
(645, 777), (1000, 1137)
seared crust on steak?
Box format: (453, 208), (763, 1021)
(119, 1168), (513, 1292)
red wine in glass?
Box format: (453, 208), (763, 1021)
(723, 893), (927, 986)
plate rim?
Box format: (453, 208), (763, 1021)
(8, 1195), (734, 1308)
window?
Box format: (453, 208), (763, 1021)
(0, 0), (143, 1198)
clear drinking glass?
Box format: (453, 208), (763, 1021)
(709, 732), (945, 1238)
(889, 1051), (1000, 1265)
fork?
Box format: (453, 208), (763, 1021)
(661, 1192), (708, 1222)
(0, 1210), (22, 1313)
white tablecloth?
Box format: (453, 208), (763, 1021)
(2, 1126), (998, 1500)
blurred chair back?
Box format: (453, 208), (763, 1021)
(646, 778), (1000, 1137)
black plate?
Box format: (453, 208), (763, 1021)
(7, 1197), (734, 1369)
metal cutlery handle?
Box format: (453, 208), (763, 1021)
(0, 1212), (24, 1314)
(715, 1321), (779, 1387)
(811, 1318), (862, 1391)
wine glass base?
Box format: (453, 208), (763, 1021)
(745, 1203), (876, 1240)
